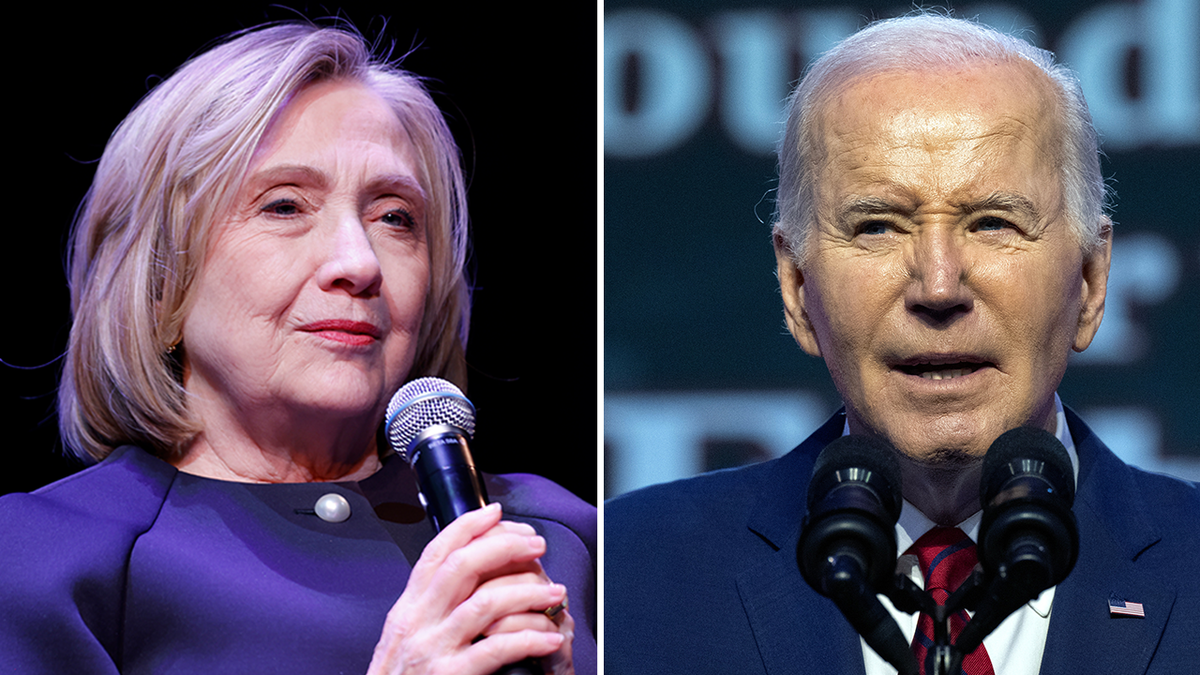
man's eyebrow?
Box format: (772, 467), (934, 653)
(835, 196), (914, 226)
(838, 196), (909, 216)
(957, 192), (1043, 220)
(835, 192), (1044, 221)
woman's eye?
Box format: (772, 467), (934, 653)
(382, 209), (416, 229)
(262, 199), (300, 216)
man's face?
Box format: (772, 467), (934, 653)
(777, 61), (1110, 464)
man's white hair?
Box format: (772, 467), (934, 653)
(773, 12), (1110, 264)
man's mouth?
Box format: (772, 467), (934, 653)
(894, 361), (991, 380)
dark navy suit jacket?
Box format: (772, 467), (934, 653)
(1, 446), (596, 675)
(605, 408), (1199, 674)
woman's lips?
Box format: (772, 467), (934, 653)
(300, 320), (382, 346)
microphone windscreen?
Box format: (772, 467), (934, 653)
(980, 427), (1074, 505)
(385, 377), (477, 459)
(808, 435), (903, 520)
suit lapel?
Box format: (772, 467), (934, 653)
(1039, 410), (1176, 675)
(736, 411), (867, 675)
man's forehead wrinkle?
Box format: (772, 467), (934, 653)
(886, 118), (1037, 159)
(823, 137), (882, 175)
(969, 114), (1054, 160)
(823, 113), (1037, 166)
(823, 121), (1051, 189)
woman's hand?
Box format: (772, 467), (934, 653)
(475, 569), (575, 675)
(367, 503), (575, 675)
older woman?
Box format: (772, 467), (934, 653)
(0, 22), (594, 675)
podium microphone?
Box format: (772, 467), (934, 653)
(798, 435), (917, 675)
(957, 426), (1079, 655)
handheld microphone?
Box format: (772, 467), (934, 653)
(385, 377), (543, 675)
(956, 426), (1078, 656)
(798, 435), (917, 675)
(386, 377), (487, 532)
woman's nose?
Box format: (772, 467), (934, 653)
(315, 213), (383, 297)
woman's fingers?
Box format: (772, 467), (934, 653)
(470, 577), (574, 675)
(368, 505), (575, 675)
(541, 607), (576, 675)
(407, 503), (504, 575)
(462, 628), (567, 673)
(403, 506), (544, 616)
(421, 531), (545, 616)
(466, 578), (567, 637)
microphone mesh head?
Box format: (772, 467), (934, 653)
(385, 377), (476, 459)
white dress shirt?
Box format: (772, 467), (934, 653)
(859, 394), (1080, 675)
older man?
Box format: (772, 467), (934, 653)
(604, 14), (1199, 675)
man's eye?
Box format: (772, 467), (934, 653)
(976, 216), (1014, 231)
(858, 220), (891, 236)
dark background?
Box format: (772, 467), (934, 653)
(604, 0), (1199, 495)
(3, 4), (598, 504)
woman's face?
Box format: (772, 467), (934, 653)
(181, 80), (430, 444)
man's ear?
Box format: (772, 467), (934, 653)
(774, 233), (822, 357)
(1073, 217), (1113, 352)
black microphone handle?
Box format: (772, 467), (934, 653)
(406, 426), (544, 675)
(408, 425), (489, 533)
(823, 554), (919, 675)
(954, 573), (1032, 658)
(958, 514), (1073, 656)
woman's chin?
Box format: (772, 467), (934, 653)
(289, 387), (389, 421)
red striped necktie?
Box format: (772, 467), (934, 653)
(907, 527), (995, 675)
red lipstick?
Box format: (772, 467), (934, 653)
(300, 320), (382, 346)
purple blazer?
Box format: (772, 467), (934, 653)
(0, 446), (596, 675)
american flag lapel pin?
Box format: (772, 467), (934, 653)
(1108, 593), (1146, 618)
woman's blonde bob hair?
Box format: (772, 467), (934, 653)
(59, 22), (471, 462)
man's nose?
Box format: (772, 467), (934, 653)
(904, 228), (974, 324)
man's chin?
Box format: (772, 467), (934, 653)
(895, 444), (985, 470)
(849, 410), (995, 464)
(874, 423), (995, 468)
